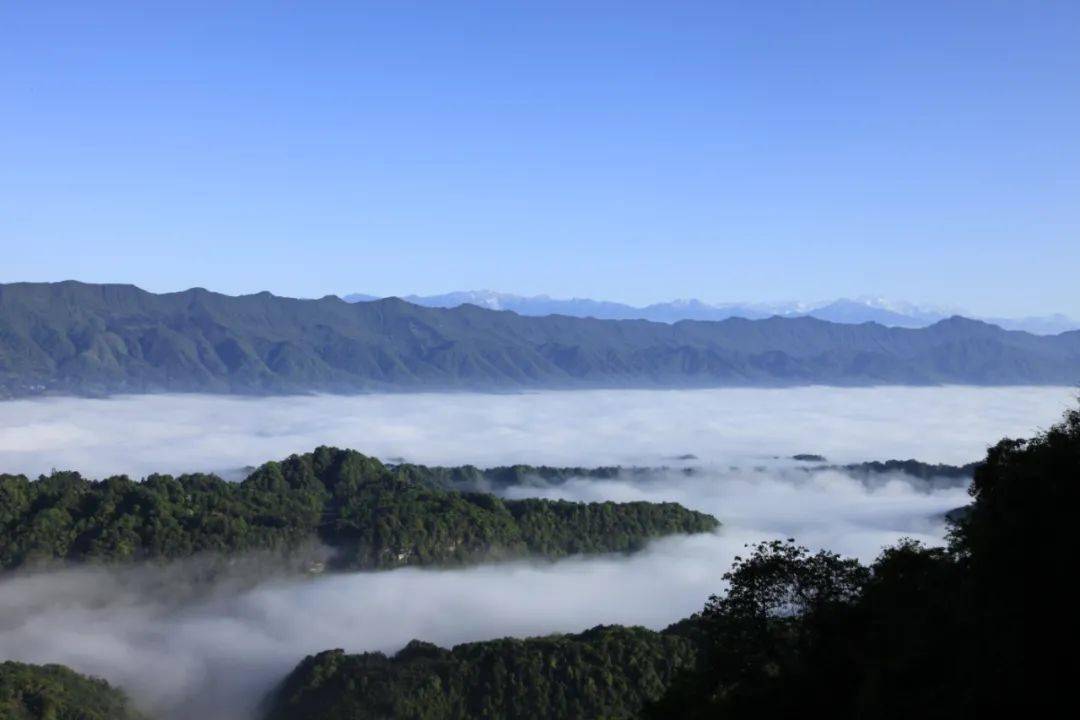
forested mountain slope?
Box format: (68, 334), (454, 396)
(265, 625), (697, 720)
(0, 446), (717, 572)
(2, 281), (1078, 397)
(6, 407), (1074, 718)
(0, 661), (145, 720)
(265, 406), (1080, 719)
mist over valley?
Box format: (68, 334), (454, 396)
(3, 3), (1075, 715)
(0, 386), (1061, 719)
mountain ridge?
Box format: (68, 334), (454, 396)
(0, 445), (718, 572)
(343, 289), (1077, 334)
(1, 281), (1078, 398)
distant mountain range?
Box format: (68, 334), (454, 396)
(343, 291), (1078, 335)
(2, 281), (1079, 398)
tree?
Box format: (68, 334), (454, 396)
(653, 403), (1080, 718)
(649, 540), (868, 718)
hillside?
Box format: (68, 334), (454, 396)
(398, 458), (979, 494)
(3, 407), (1072, 719)
(0, 446), (717, 572)
(343, 291), (1079, 334)
(265, 625), (697, 720)
(2, 281), (1079, 397)
(0, 661), (145, 720)
(264, 406), (1080, 719)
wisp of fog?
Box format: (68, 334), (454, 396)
(0, 387), (1069, 719)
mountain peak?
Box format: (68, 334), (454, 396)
(340, 290), (1077, 335)
(4, 281), (1080, 398)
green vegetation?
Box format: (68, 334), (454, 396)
(645, 405), (1079, 718)
(392, 462), (626, 492)
(265, 625), (697, 720)
(2, 405), (1069, 718)
(3, 280), (1079, 398)
(0, 447), (718, 571)
(835, 458), (979, 482)
(407, 459), (978, 495)
(263, 406), (1078, 719)
(0, 661), (144, 720)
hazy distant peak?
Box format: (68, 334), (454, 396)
(842, 295), (960, 317)
(405, 290), (519, 311)
(927, 315), (999, 332)
(340, 290), (1077, 334)
(341, 292), (379, 303)
(5, 280), (1080, 399)
(663, 298), (710, 308)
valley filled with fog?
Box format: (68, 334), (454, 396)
(0, 386), (1073, 719)
(0, 386), (1070, 477)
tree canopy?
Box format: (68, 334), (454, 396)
(0, 447), (718, 572)
(0, 661), (145, 720)
(3, 405), (1073, 719)
(265, 625), (697, 720)
(647, 404), (1080, 718)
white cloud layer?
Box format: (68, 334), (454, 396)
(0, 471), (963, 720)
(0, 386), (1073, 478)
(0, 387), (1070, 719)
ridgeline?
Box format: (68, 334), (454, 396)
(0, 662), (145, 720)
(263, 405), (1078, 719)
(267, 625), (697, 720)
(0, 447), (717, 572)
(3, 405), (1074, 718)
(3, 281), (1079, 397)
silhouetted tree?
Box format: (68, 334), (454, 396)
(650, 403), (1079, 719)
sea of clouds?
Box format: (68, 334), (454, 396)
(0, 385), (1072, 478)
(0, 386), (1073, 719)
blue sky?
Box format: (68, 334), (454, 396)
(2, 1), (1078, 316)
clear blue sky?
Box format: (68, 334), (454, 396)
(2, 1), (1078, 316)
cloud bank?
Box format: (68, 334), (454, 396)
(1, 464), (967, 720)
(0, 386), (1072, 479)
(0, 386), (1065, 719)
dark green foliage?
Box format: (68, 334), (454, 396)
(837, 458), (979, 483)
(645, 539), (976, 720)
(265, 625), (697, 720)
(393, 462), (626, 493)
(948, 403), (1079, 713)
(855, 540), (974, 715)
(3, 281), (1079, 398)
(0, 661), (145, 720)
(650, 405), (1080, 718)
(648, 540), (870, 718)
(0, 447), (718, 572)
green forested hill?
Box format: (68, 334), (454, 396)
(834, 458), (978, 483)
(0, 662), (145, 720)
(392, 462), (627, 492)
(262, 407), (1079, 720)
(2, 281), (1079, 397)
(0, 446), (718, 572)
(401, 458), (979, 494)
(265, 625), (698, 720)
(2, 408), (1072, 719)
